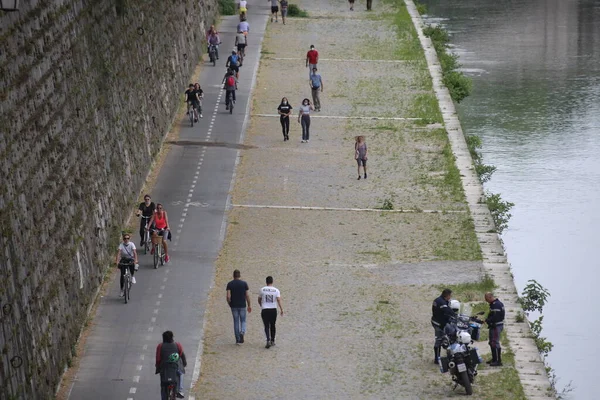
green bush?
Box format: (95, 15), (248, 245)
(415, 2), (427, 15)
(218, 0), (236, 15)
(287, 4), (309, 17)
(442, 70), (472, 103)
(484, 192), (514, 234)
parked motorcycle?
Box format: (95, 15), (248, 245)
(438, 311), (485, 395)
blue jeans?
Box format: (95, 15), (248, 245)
(231, 307), (247, 342)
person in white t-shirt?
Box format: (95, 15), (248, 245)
(116, 234), (139, 296)
(258, 276), (284, 348)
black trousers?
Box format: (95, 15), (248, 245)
(226, 89), (236, 105)
(366, 0), (372, 10)
(261, 308), (278, 342)
(301, 114), (311, 140)
(119, 261), (135, 289)
(280, 116), (290, 137)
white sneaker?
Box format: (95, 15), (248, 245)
(132, 277), (136, 284)
(200, 114), (203, 118)
(120, 290), (124, 297)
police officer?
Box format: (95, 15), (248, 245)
(431, 288), (455, 364)
(484, 292), (505, 367)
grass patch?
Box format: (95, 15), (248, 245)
(358, 249), (392, 262)
(477, 336), (526, 399)
(287, 4), (309, 17)
(407, 93), (442, 123)
(432, 215), (481, 260)
(440, 274), (496, 302)
(218, 0), (236, 15)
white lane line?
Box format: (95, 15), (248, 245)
(158, 293), (163, 299)
(156, 301), (161, 306)
(143, 344), (148, 350)
(253, 114), (422, 120)
(146, 335), (151, 341)
(177, 229), (182, 234)
(140, 354), (145, 360)
(160, 285), (165, 290)
(203, 146), (207, 149)
(163, 277), (167, 282)
(271, 57), (411, 63)
(154, 308), (159, 314)
(127, 398), (134, 400)
(136, 365), (143, 371)
(148, 326), (154, 332)
(151, 317), (156, 323)
(232, 204), (467, 213)
(133, 376), (139, 383)
(129, 387), (137, 394)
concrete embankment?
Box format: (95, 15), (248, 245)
(194, 0), (552, 398)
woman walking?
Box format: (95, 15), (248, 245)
(355, 135), (368, 179)
(277, 97), (292, 141)
(298, 98), (314, 143)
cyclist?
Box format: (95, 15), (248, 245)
(226, 50), (241, 79)
(206, 26), (221, 60)
(222, 68), (238, 111)
(136, 194), (155, 247)
(185, 84), (200, 122)
(147, 203), (170, 263)
(238, 0), (248, 19)
(237, 18), (250, 35)
(193, 82), (204, 118)
(156, 330), (187, 399)
(235, 30), (248, 61)
(116, 234), (139, 297)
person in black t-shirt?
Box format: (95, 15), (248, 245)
(185, 84), (200, 122)
(193, 83), (204, 119)
(226, 269), (252, 344)
(277, 97), (293, 141)
(135, 194), (156, 246)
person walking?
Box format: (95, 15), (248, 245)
(366, 0), (372, 10)
(258, 276), (284, 349)
(306, 45), (319, 78)
(280, 0), (288, 24)
(226, 269), (252, 344)
(269, 0), (279, 22)
(484, 292), (505, 366)
(431, 288), (455, 364)
(355, 135), (368, 179)
(277, 97), (293, 141)
(309, 67), (323, 112)
(155, 330), (187, 399)
(298, 98), (314, 143)
(348, 0), (355, 11)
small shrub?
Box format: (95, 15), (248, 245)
(415, 2), (427, 15)
(287, 4), (309, 17)
(380, 199), (394, 210)
(443, 71), (472, 103)
(423, 25), (449, 48)
(515, 311), (525, 323)
(218, 0), (236, 15)
(484, 192), (514, 234)
(520, 279), (550, 313)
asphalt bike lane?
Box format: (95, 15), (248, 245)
(68, 9), (269, 400)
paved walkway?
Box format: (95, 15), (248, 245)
(65, 11), (268, 400)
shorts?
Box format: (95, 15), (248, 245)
(230, 65), (239, 73)
(239, 7), (247, 13)
(271, 5), (279, 13)
(357, 158), (367, 167)
(237, 43), (247, 52)
(152, 228), (167, 237)
(281, 8), (287, 16)
(188, 100), (200, 109)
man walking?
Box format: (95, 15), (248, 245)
(269, 0), (279, 22)
(258, 276), (284, 349)
(309, 67), (323, 112)
(306, 45), (319, 78)
(226, 269), (252, 344)
(484, 292), (505, 366)
(431, 288), (455, 364)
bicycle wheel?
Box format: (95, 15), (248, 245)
(160, 244), (165, 266)
(153, 244), (159, 269)
(190, 109), (194, 127)
(124, 275), (129, 304)
(230, 100), (234, 114)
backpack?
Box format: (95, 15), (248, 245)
(230, 54), (238, 65)
(227, 76), (235, 87)
(160, 357), (179, 384)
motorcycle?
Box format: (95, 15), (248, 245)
(438, 311), (485, 395)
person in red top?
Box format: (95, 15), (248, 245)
(147, 203), (170, 262)
(306, 44), (319, 78)
(155, 330), (187, 399)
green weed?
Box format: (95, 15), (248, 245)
(287, 4), (309, 17)
(218, 0), (236, 15)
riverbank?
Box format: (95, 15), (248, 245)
(194, 0), (548, 398)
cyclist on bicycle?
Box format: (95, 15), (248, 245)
(136, 194), (155, 247)
(116, 234), (139, 297)
(235, 30), (247, 61)
(193, 82), (204, 118)
(147, 203), (170, 263)
(156, 330), (187, 399)
(206, 25), (221, 60)
(185, 84), (200, 123)
(238, 0), (248, 18)
(222, 68), (238, 111)
(226, 50), (241, 79)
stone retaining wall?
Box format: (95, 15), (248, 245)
(0, 0), (216, 398)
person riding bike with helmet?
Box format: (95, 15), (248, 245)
(222, 68), (238, 111)
(156, 330), (187, 399)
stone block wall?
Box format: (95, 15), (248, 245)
(0, 0), (217, 398)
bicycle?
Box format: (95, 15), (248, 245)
(120, 260), (133, 304)
(226, 90), (235, 114)
(141, 216), (152, 254)
(208, 44), (217, 66)
(151, 231), (166, 269)
(187, 102), (198, 127)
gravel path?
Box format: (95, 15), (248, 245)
(194, 1), (490, 399)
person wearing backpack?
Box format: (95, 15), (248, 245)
(226, 50), (240, 79)
(155, 330), (187, 399)
(222, 69), (238, 110)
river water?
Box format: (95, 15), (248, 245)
(420, 0), (600, 397)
